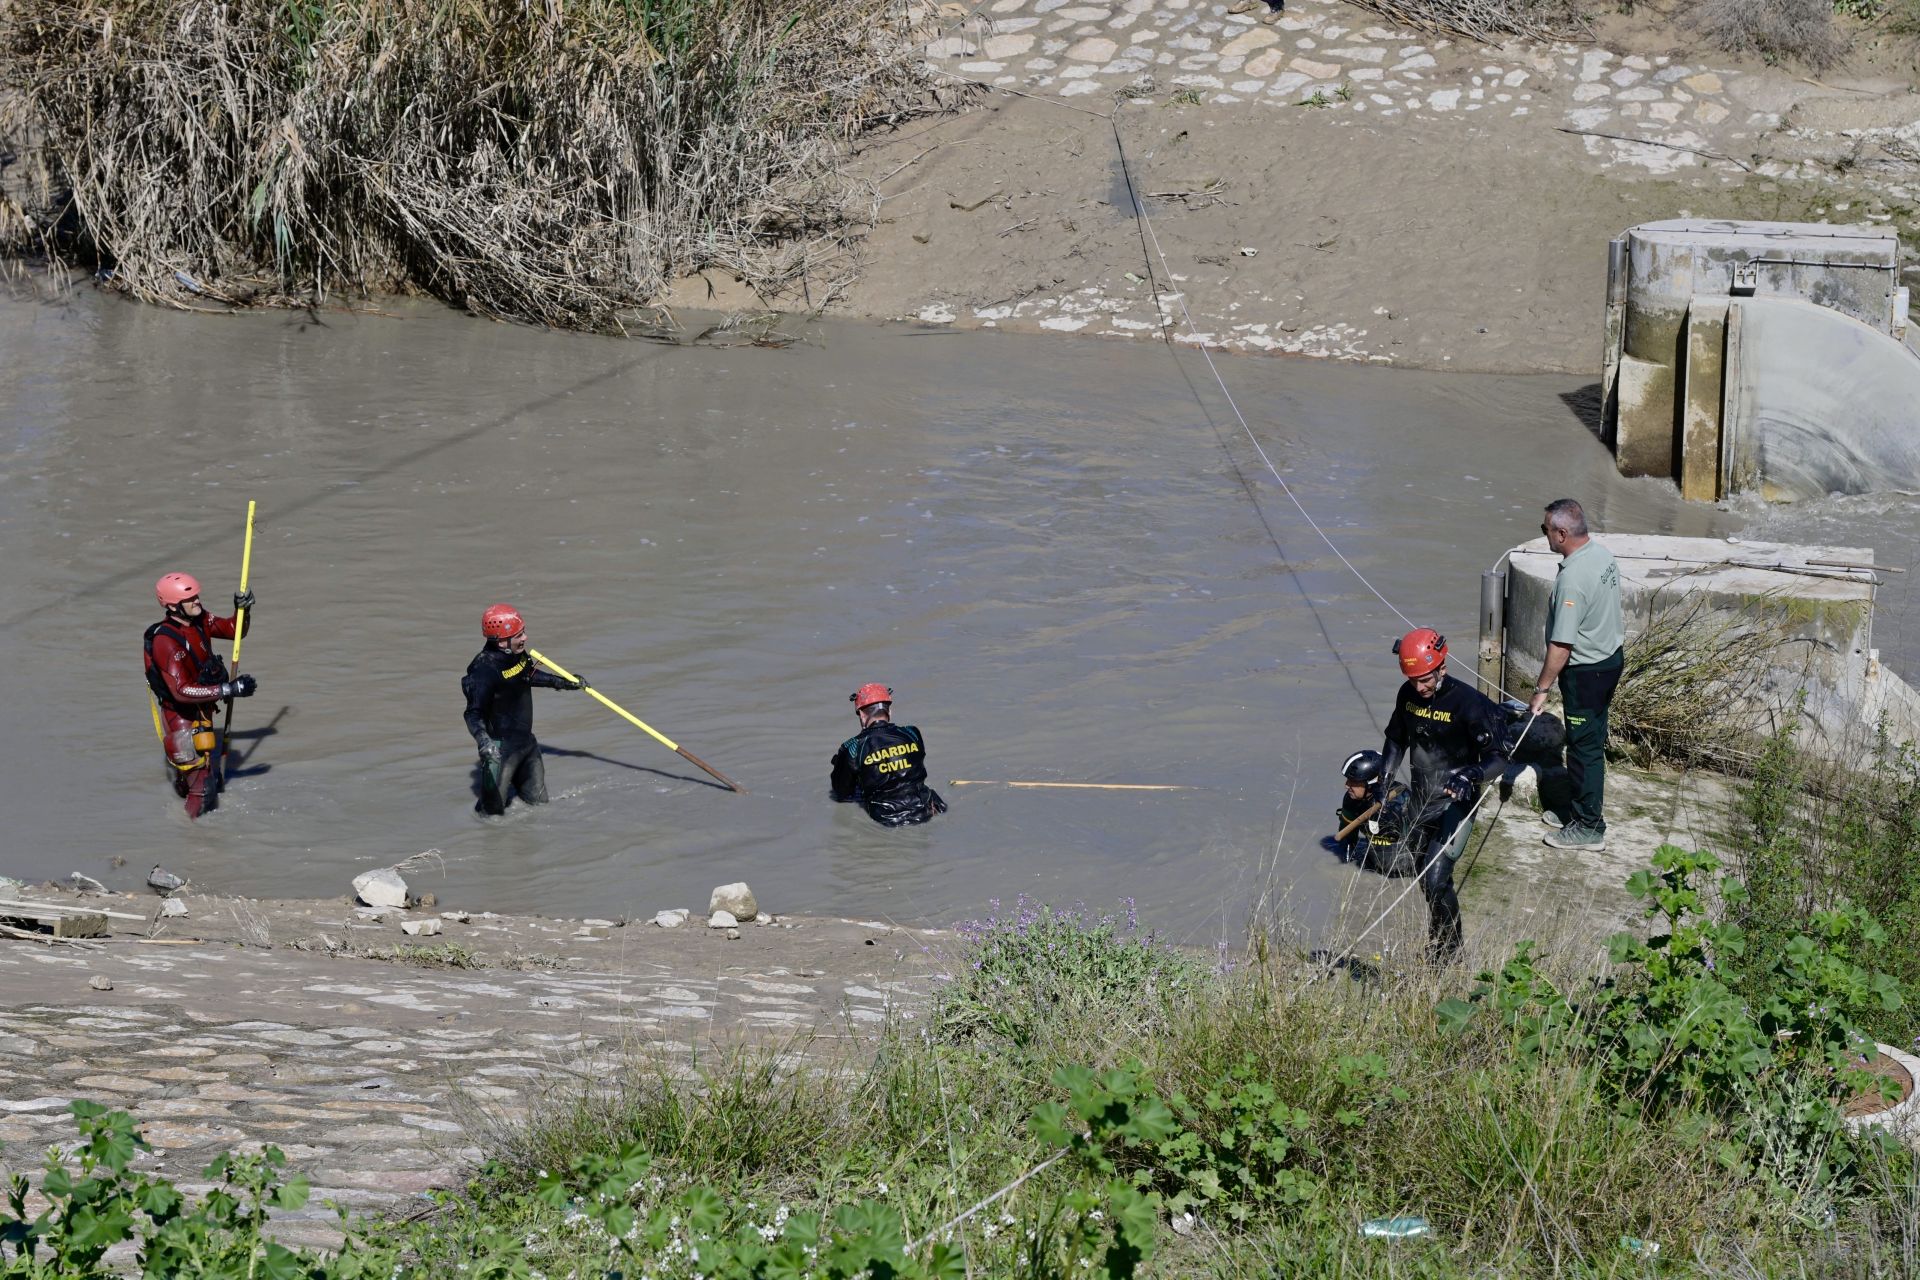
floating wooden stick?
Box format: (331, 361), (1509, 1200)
(948, 780), (1196, 791)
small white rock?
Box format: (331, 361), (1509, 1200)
(708, 882), (758, 920)
(88, 974), (113, 991)
(709, 910), (739, 929)
(158, 898), (189, 918)
(725, 928), (742, 941)
(440, 910), (470, 923)
(401, 918), (443, 937)
(754, 912), (776, 925)
(352, 867), (410, 909)
(653, 909), (690, 928)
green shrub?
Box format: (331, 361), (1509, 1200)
(935, 896), (1207, 1049)
(1733, 719), (1920, 1045)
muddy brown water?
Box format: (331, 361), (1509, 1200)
(1, 294), (1911, 940)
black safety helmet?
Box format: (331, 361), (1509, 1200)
(1342, 750), (1385, 785)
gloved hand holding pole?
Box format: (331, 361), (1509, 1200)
(528, 648), (745, 794)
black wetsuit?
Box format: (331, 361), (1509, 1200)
(1337, 784), (1410, 877)
(1380, 675), (1507, 957)
(830, 720), (947, 827)
(462, 645), (575, 815)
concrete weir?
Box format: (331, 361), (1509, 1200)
(1497, 533), (1920, 759)
(1602, 219), (1920, 502)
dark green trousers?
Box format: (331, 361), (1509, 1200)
(1559, 646), (1623, 832)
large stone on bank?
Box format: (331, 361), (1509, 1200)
(401, 918), (442, 937)
(653, 909), (691, 928)
(708, 883), (758, 920)
(352, 868), (410, 909)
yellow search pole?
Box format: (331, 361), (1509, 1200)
(529, 648), (745, 794)
(217, 501), (257, 785)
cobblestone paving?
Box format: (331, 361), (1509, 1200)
(0, 915), (939, 1255)
(908, 0), (1919, 359)
(928, 0), (1777, 167)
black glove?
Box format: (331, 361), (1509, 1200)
(1444, 765), (1483, 799)
(567, 676), (589, 691)
(478, 738), (503, 766)
(219, 674), (258, 699)
(233, 589), (256, 612)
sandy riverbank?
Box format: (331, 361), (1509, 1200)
(669, 0), (1920, 373)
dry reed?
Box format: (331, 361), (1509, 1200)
(1342, 0), (1591, 45)
(0, 0), (938, 327)
(1609, 587), (1809, 768)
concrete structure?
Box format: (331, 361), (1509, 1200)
(1602, 220), (1920, 502)
(1498, 533), (1919, 760)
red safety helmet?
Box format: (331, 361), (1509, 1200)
(1393, 628), (1447, 679)
(850, 682), (894, 712)
(156, 572), (201, 607)
(481, 603), (525, 640)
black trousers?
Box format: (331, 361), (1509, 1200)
(1559, 647), (1624, 832)
(478, 735), (548, 815)
(1410, 796), (1475, 959)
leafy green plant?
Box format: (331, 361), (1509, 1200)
(1440, 844), (1903, 1220)
(1155, 1058), (1319, 1222)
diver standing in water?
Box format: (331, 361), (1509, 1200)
(144, 573), (258, 819)
(830, 683), (947, 827)
(1377, 629), (1507, 960)
(462, 604), (585, 815)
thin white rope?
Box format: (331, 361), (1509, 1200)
(1102, 104), (1555, 958)
(1114, 107), (1520, 701)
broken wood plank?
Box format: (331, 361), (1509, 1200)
(0, 897), (146, 922)
(0, 910), (108, 939)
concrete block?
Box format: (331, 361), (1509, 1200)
(1679, 298), (1728, 502)
(1614, 356), (1676, 478)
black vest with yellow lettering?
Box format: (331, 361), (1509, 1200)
(462, 645), (565, 748)
(832, 721), (944, 827)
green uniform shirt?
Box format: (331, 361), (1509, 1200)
(1547, 540), (1624, 666)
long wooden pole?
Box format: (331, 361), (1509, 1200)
(217, 501), (257, 787)
(1335, 801), (1382, 842)
(528, 648), (744, 794)
(948, 780), (1195, 791)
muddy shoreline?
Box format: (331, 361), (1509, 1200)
(790, 0), (1918, 373)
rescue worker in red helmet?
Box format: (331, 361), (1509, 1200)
(1377, 627), (1506, 959)
(830, 683), (947, 827)
(143, 572), (258, 819)
(462, 604), (585, 815)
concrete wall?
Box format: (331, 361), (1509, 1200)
(1723, 296), (1920, 501)
(1602, 219), (1919, 500)
(1502, 533), (1920, 760)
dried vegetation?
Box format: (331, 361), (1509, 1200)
(1608, 588), (1810, 768)
(0, 0), (939, 327)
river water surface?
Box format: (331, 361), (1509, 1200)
(3, 294), (1912, 939)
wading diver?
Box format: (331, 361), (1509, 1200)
(462, 604), (585, 815)
(1377, 629), (1507, 960)
(830, 683), (947, 827)
(144, 572), (258, 819)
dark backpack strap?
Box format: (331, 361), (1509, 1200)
(144, 622), (186, 703)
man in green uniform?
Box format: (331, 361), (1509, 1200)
(1526, 499), (1624, 851)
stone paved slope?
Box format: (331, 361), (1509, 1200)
(0, 902), (940, 1254)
